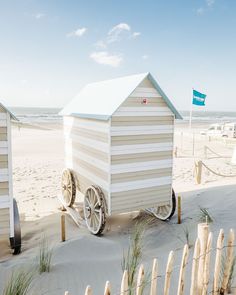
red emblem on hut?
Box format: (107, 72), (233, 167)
(142, 98), (148, 104)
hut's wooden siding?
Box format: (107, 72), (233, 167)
(64, 116), (110, 205)
(0, 107), (10, 237)
(110, 78), (174, 214)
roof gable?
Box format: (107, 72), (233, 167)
(60, 72), (182, 120)
(0, 102), (18, 121)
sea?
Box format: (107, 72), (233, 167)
(8, 107), (236, 125)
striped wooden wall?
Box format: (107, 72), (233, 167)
(0, 106), (10, 237)
(110, 77), (174, 214)
(64, 116), (110, 210)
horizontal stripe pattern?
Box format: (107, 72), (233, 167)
(0, 120), (7, 127)
(111, 168), (172, 183)
(111, 134), (173, 145)
(111, 142), (173, 155)
(64, 116), (109, 133)
(111, 125), (173, 136)
(130, 87), (161, 98)
(111, 185), (172, 214)
(111, 116), (174, 127)
(64, 125), (108, 143)
(110, 81), (174, 213)
(111, 159), (172, 174)
(0, 207), (10, 235)
(112, 151), (172, 165)
(0, 147), (8, 155)
(0, 113), (7, 119)
(113, 107), (172, 117)
(64, 116), (110, 197)
(70, 163), (109, 191)
(111, 176), (171, 193)
(0, 141), (8, 148)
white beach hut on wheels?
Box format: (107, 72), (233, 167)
(60, 72), (182, 235)
(0, 103), (21, 254)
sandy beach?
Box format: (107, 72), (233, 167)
(0, 121), (236, 294)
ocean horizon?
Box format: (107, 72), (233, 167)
(8, 106), (236, 124)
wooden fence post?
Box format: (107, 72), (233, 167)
(213, 229), (224, 295)
(177, 244), (189, 295)
(196, 161), (203, 184)
(136, 264), (144, 295)
(202, 232), (213, 295)
(150, 259), (158, 295)
(178, 196), (182, 224)
(197, 223), (209, 293)
(85, 286), (92, 295)
(220, 229), (235, 294)
(61, 214), (66, 242)
(104, 281), (111, 295)
(164, 251), (174, 295)
(190, 238), (200, 295)
(121, 270), (128, 295)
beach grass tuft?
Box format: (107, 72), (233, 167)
(38, 235), (53, 274)
(199, 207), (214, 223)
(3, 268), (35, 295)
(122, 221), (147, 295)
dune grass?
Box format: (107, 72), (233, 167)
(199, 207), (214, 223)
(121, 221), (148, 295)
(3, 268), (35, 295)
(38, 236), (53, 274)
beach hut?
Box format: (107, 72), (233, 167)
(60, 72), (182, 235)
(0, 103), (21, 254)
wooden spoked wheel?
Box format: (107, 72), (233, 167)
(9, 199), (21, 255)
(83, 185), (106, 235)
(61, 169), (76, 207)
(146, 190), (176, 221)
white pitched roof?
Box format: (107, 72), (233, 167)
(0, 102), (18, 121)
(60, 72), (182, 120)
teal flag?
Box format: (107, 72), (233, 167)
(192, 89), (206, 106)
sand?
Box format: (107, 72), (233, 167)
(0, 122), (236, 294)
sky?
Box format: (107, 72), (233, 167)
(0, 0), (236, 111)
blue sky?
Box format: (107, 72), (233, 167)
(0, 0), (236, 111)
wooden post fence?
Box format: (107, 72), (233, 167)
(62, 226), (236, 295)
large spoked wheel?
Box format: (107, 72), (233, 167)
(83, 185), (106, 235)
(61, 169), (76, 207)
(146, 190), (176, 221)
(9, 199), (21, 255)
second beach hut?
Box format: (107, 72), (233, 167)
(60, 72), (182, 235)
(0, 103), (21, 254)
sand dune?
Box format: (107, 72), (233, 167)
(0, 124), (236, 294)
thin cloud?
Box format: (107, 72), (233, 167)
(67, 27), (87, 38)
(132, 32), (141, 38)
(107, 23), (131, 43)
(142, 55), (148, 60)
(33, 13), (45, 19)
(206, 0), (215, 7)
(90, 51), (123, 67)
(197, 0), (215, 15)
(196, 7), (205, 15)
(94, 40), (107, 49)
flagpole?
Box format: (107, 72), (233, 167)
(189, 88), (193, 129)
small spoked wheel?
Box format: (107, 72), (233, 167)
(9, 199), (21, 255)
(61, 169), (76, 207)
(146, 190), (176, 221)
(84, 185), (106, 235)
